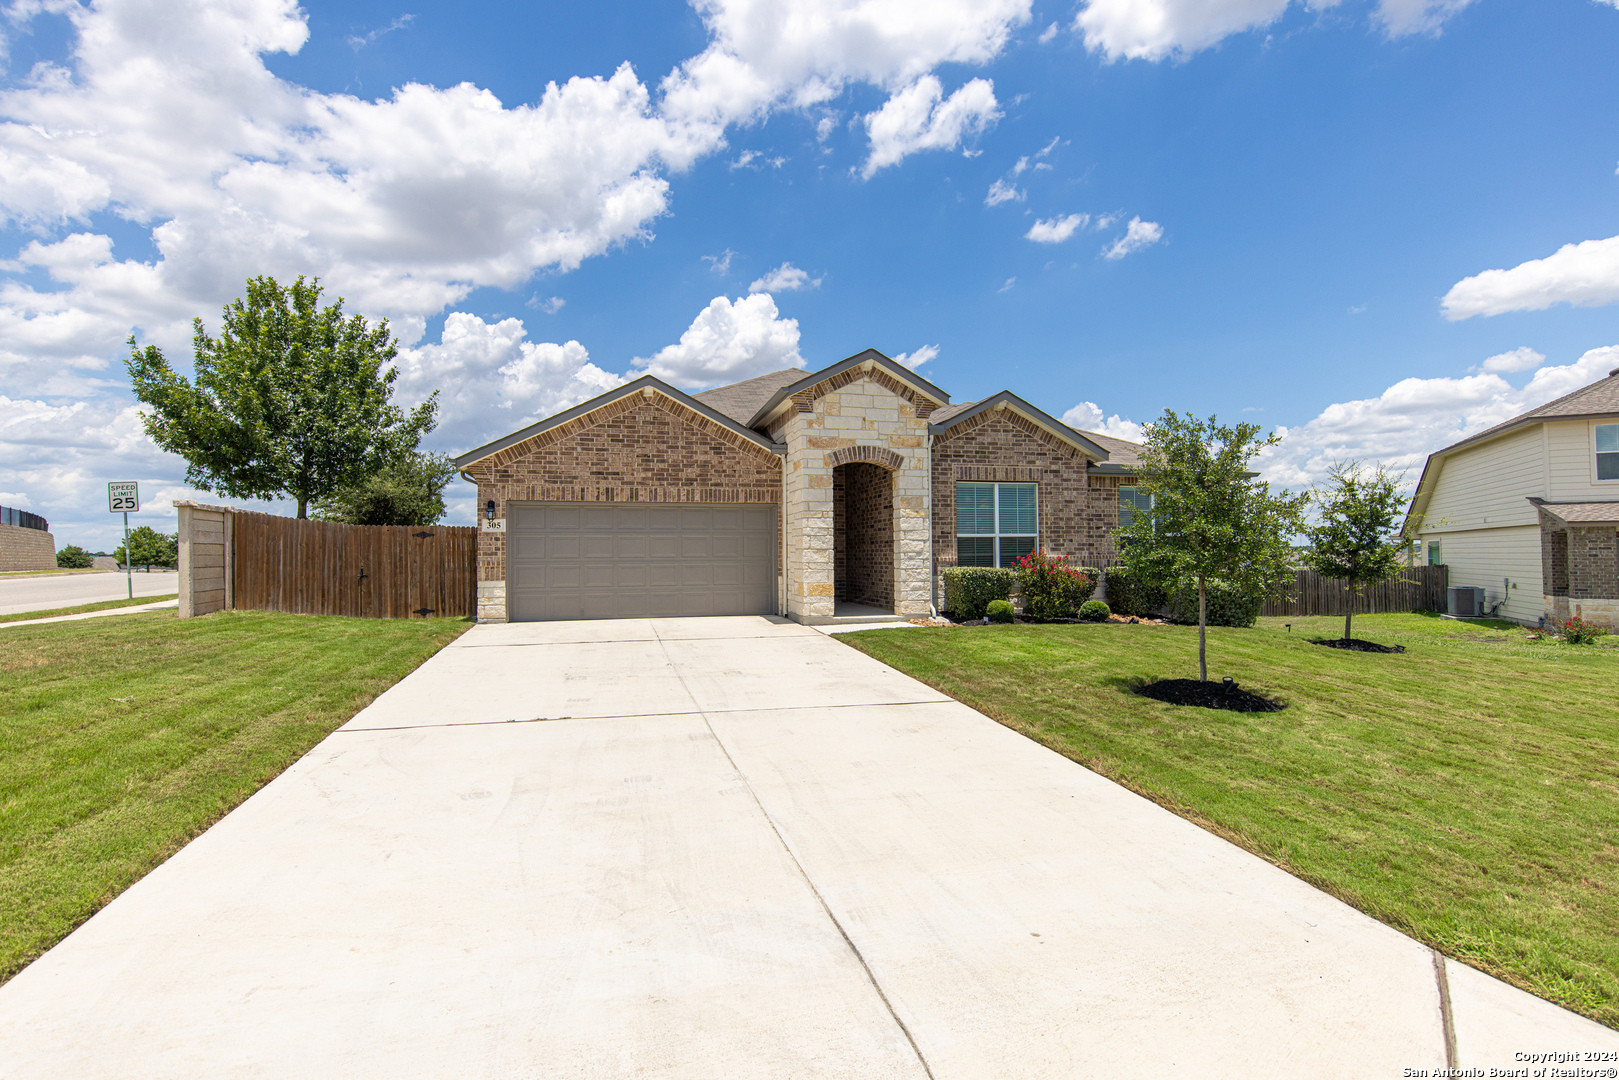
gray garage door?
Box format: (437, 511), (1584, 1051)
(507, 502), (777, 621)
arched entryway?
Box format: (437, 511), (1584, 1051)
(830, 446), (902, 615)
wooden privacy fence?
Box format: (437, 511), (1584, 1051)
(1260, 564), (1448, 618)
(176, 501), (476, 619)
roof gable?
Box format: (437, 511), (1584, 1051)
(745, 349), (951, 428)
(1405, 367), (1619, 532)
(929, 391), (1112, 462)
(451, 375), (784, 469)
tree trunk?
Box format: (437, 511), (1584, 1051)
(1344, 608), (1353, 642)
(297, 497), (307, 520)
(1198, 576), (1207, 682)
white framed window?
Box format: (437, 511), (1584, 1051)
(1596, 423), (1619, 481)
(956, 482), (1037, 567)
(1119, 485), (1153, 530)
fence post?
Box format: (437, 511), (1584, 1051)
(177, 502), (195, 619)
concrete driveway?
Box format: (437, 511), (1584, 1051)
(0, 616), (1612, 1077)
(0, 570), (177, 615)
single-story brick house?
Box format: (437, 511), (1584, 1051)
(453, 349), (1145, 623)
(1405, 362), (1619, 628)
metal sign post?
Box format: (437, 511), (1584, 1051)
(108, 482), (140, 599)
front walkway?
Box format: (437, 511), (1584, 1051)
(0, 616), (1610, 1077)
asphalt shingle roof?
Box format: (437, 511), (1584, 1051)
(1531, 500), (1619, 525)
(1438, 368), (1619, 455)
(692, 369), (807, 425)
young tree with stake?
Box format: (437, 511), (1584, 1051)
(1303, 460), (1409, 642)
(127, 276), (438, 519)
(1117, 412), (1309, 682)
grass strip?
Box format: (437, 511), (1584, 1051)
(0, 569), (114, 579)
(0, 594), (179, 623)
(0, 609), (469, 983)
(842, 612), (1619, 1028)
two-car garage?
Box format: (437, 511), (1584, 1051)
(505, 502), (777, 621)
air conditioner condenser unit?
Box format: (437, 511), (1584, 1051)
(1448, 585), (1486, 618)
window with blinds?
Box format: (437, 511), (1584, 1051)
(955, 482), (1037, 567)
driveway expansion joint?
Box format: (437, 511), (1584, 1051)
(648, 620), (939, 1080)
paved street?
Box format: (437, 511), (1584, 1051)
(0, 615), (1611, 1077)
(0, 571), (179, 616)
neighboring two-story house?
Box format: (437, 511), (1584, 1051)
(453, 349), (1144, 623)
(1406, 364), (1619, 627)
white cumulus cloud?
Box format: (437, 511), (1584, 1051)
(1255, 345), (1619, 489)
(1061, 401), (1145, 442)
(748, 262), (821, 292)
(633, 294), (805, 389)
(393, 313), (624, 449)
(662, 0), (1029, 138)
(1372, 0), (1480, 37)
(985, 178), (1024, 206)
(1026, 213), (1088, 243)
(862, 75), (1001, 177)
(1102, 217), (1164, 259)
(1073, 0), (1472, 62)
(894, 344), (939, 369)
(1477, 346), (1544, 374)
(1441, 235), (1619, 320)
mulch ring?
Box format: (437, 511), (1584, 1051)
(1310, 638), (1406, 654)
(1134, 678), (1286, 713)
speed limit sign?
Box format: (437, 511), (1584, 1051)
(108, 482), (140, 513)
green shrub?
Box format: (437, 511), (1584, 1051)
(55, 545), (93, 569)
(1078, 599), (1110, 622)
(1558, 617), (1609, 645)
(1103, 566), (1168, 618)
(943, 566), (1016, 620)
(986, 599), (1015, 624)
(1011, 550), (1098, 619)
(113, 526), (178, 568)
(1167, 579), (1263, 628)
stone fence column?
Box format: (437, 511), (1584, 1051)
(176, 501), (234, 618)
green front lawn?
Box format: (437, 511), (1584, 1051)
(0, 609), (469, 983)
(842, 613), (1619, 1028)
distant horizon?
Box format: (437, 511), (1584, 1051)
(3, 0), (1618, 550)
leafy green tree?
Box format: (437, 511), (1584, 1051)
(113, 526), (178, 568)
(126, 276), (438, 518)
(313, 452), (458, 527)
(1117, 411), (1310, 682)
(1304, 460), (1409, 642)
(55, 544), (93, 569)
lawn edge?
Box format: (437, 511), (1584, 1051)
(836, 628), (1616, 1030)
(0, 594), (180, 623)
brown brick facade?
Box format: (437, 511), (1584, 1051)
(833, 462), (894, 608)
(1541, 516), (1619, 599)
(461, 394), (782, 585)
(931, 410), (1128, 572)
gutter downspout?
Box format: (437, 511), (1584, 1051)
(926, 426), (937, 617)
(779, 446), (789, 618)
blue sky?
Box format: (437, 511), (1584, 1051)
(3, 0), (1619, 548)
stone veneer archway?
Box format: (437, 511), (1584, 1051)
(833, 460), (896, 610)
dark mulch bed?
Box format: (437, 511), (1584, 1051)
(1311, 638), (1406, 654)
(1134, 678), (1286, 713)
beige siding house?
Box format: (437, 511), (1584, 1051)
(1407, 365), (1619, 627)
